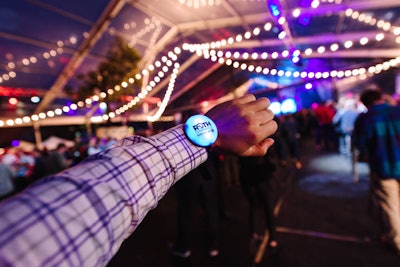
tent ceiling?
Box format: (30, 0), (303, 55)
(1, 0), (400, 126)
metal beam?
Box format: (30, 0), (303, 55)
(302, 49), (400, 59)
(221, 0), (252, 32)
(26, 0), (93, 26)
(34, 0), (127, 114)
(0, 32), (73, 53)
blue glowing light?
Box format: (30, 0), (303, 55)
(269, 101), (282, 115)
(267, 1), (282, 17)
(281, 98), (297, 114)
(30, 96), (40, 103)
(269, 5), (280, 16)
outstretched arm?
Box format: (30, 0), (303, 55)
(0, 94), (277, 267)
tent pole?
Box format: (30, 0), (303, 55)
(85, 117), (93, 138)
(33, 122), (43, 150)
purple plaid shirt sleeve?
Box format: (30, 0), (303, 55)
(0, 125), (208, 267)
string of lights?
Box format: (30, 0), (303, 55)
(177, 0), (222, 9)
(0, 17), (163, 85)
(1, 3), (399, 128)
(0, 47), (182, 127)
(206, 49), (400, 80)
(0, 37), (72, 85)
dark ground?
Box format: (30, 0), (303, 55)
(107, 137), (400, 267)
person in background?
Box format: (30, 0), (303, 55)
(1, 147), (18, 173)
(14, 150), (35, 192)
(220, 153), (240, 187)
(279, 113), (302, 169)
(332, 98), (360, 158)
(170, 150), (221, 258)
(0, 94), (278, 267)
(46, 143), (70, 175)
(87, 137), (103, 156)
(28, 148), (48, 182)
(104, 137), (117, 149)
(352, 88), (400, 256)
(271, 116), (287, 167)
(238, 153), (279, 255)
(0, 162), (15, 200)
(313, 101), (337, 151)
(295, 108), (318, 144)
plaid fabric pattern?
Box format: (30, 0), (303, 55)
(0, 125), (207, 267)
(353, 103), (400, 179)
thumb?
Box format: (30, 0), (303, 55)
(241, 138), (275, 157)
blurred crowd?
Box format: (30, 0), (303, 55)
(1, 90), (399, 258)
(0, 136), (116, 199)
(2, 92), (399, 202)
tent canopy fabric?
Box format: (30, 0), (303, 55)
(0, 0), (400, 126)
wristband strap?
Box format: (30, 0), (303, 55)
(184, 115), (218, 147)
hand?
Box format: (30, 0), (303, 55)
(205, 94), (277, 156)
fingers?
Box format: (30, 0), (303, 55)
(259, 119), (278, 137)
(251, 108), (275, 125)
(239, 95), (271, 113)
(235, 94), (256, 104)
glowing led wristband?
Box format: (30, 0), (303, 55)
(184, 115), (218, 147)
